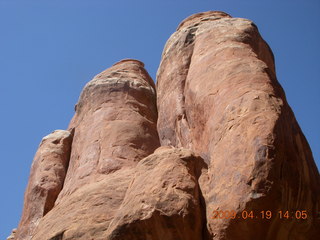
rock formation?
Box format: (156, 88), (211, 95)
(17, 59), (161, 240)
(13, 11), (319, 240)
(156, 11), (320, 240)
(106, 147), (206, 240)
(15, 130), (73, 240)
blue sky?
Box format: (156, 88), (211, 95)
(0, 0), (319, 238)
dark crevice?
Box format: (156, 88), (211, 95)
(184, 27), (197, 45)
(178, 25), (211, 239)
(60, 127), (74, 191)
(48, 231), (64, 240)
(47, 128), (74, 211)
(175, 27), (197, 147)
(193, 156), (210, 240)
(279, 162), (284, 180)
(199, 186), (210, 240)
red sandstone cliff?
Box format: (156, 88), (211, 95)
(157, 11), (320, 240)
(12, 11), (320, 240)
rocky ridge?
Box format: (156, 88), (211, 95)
(10, 11), (320, 240)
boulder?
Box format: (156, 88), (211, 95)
(106, 147), (207, 240)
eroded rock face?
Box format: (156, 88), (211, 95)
(29, 59), (161, 240)
(15, 11), (320, 240)
(106, 147), (207, 240)
(157, 11), (320, 240)
(57, 59), (160, 201)
(31, 168), (135, 240)
(16, 130), (73, 240)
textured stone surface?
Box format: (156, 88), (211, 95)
(29, 59), (160, 240)
(57, 59), (159, 201)
(31, 168), (135, 240)
(106, 147), (207, 240)
(15, 130), (73, 240)
(157, 11), (320, 239)
(14, 11), (320, 240)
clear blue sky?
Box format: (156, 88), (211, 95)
(0, 0), (319, 238)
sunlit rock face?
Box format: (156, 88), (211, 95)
(15, 130), (73, 240)
(14, 11), (320, 240)
(157, 10), (320, 240)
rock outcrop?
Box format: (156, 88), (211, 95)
(14, 11), (319, 240)
(106, 147), (207, 240)
(15, 130), (73, 240)
(24, 59), (161, 240)
(157, 11), (320, 239)
(57, 59), (160, 201)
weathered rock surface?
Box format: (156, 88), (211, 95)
(15, 130), (73, 240)
(31, 168), (135, 240)
(26, 59), (161, 240)
(57, 59), (160, 201)
(157, 11), (320, 240)
(106, 147), (207, 240)
(14, 10), (320, 240)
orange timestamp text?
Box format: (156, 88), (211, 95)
(211, 210), (308, 220)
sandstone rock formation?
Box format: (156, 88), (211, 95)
(57, 59), (160, 201)
(15, 130), (73, 240)
(14, 11), (320, 240)
(157, 11), (320, 239)
(106, 147), (207, 240)
(20, 60), (161, 240)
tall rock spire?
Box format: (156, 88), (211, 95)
(157, 11), (320, 239)
(57, 59), (160, 201)
(16, 59), (161, 240)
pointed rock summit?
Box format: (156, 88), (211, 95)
(13, 11), (319, 240)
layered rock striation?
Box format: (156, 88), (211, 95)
(13, 11), (320, 240)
